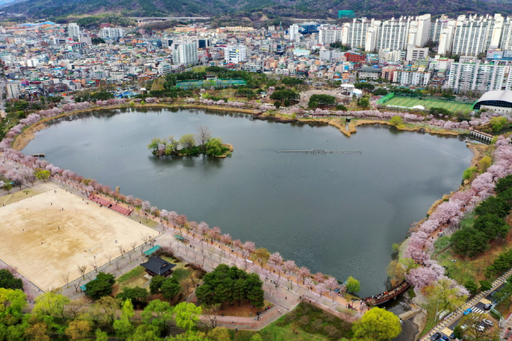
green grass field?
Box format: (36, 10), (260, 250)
(385, 96), (474, 113)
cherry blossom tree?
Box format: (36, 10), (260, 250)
(220, 233), (232, 245)
(298, 267), (311, 285)
(243, 241), (256, 254)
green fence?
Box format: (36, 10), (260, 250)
(376, 92), (395, 105)
(176, 78), (247, 89)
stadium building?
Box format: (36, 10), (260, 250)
(473, 90), (512, 114)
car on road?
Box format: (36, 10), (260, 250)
(482, 319), (494, 327)
(441, 336), (449, 341)
(463, 308), (473, 315)
(430, 332), (441, 340)
(484, 303), (492, 310)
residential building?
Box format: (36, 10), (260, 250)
(6, 81), (21, 99)
(99, 27), (125, 39)
(358, 66), (381, 80)
(406, 47), (429, 62)
(447, 62), (510, 92)
(68, 23), (80, 39)
(173, 41), (198, 66)
(224, 44), (247, 63)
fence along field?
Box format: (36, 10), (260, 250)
(0, 184), (156, 291)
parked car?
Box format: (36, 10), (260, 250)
(463, 308), (473, 315)
(482, 319), (493, 327)
(484, 303), (492, 310)
(441, 336), (449, 341)
(473, 323), (485, 332)
(430, 332), (441, 341)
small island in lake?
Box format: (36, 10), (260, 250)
(148, 126), (233, 158)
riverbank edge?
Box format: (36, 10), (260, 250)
(395, 141), (490, 340)
(254, 112), (467, 138)
(12, 103), (260, 151)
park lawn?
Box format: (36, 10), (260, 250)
(130, 214), (159, 228)
(434, 215), (512, 286)
(234, 322), (329, 341)
(385, 96), (473, 113)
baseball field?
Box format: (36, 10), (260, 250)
(384, 96), (474, 113)
(0, 183), (156, 291)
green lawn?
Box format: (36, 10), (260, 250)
(385, 96), (473, 113)
(117, 266), (146, 284)
(231, 302), (352, 341)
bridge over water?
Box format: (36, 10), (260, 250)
(276, 149), (362, 155)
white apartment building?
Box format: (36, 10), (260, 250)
(377, 17), (412, 51)
(500, 18), (512, 50)
(224, 44), (247, 63)
(289, 24), (300, 42)
(447, 62), (511, 91)
(99, 27), (125, 39)
(451, 15), (494, 56)
(343, 18), (374, 49)
(393, 70), (431, 86)
(408, 14), (431, 47)
(68, 23), (80, 39)
(438, 21), (456, 55)
(6, 81), (21, 99)
(318, 25), (343, 45)
(173, 41), (198, 66)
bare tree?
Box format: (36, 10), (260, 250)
(118, 245), (124, 258)
(61, 272), (70, 288)
(128, 251), (133, 263)
(107, 254), (113, 266)
(77, 265), (87, 279)
(196, 125), (212, 146)
(113, 259), (121, 272)
(130, 242), (137, 252)
(89, 259), (98, 273)
(201, 304), (221, 328)
(73, 280), (82, 293)
(65, 298), (87, 318)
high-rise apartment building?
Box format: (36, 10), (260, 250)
(224, 44), (247, 63)
(99, 27), (125, 39)
(68, 23), (80, 39)
(318, 25), (343, 45)
(289, 24), (300, 42)
(376, 17), (411, 51)
(408, 14), (431, 47)
(173, 41), (198, 66)
(447, 62), (512, 91)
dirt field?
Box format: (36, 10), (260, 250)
(0, 184), (156, 291)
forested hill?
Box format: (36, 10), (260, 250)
(3, 0), (512, 20)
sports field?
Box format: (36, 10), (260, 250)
(0, 184), (156, 291)
(385, 96), (474, 113)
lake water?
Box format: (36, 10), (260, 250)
(23, 108), (473, 296)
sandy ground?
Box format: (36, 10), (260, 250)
(0, 183), (156, 291)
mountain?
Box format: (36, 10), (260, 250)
(3, 0), (512, 20)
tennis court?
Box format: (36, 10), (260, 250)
(385, 96), (473, 113)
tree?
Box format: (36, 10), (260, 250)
(141, 299), (173, 334)
(205, 138), (224, 156)
(24, 323), (50, 341)
(207, 327), (231, 341)
(463, 167), (477, 181)
(161, 276), (181, 300)
(114, 299), (135, 337)
(250, 334), (264, 341)
(33, 292), (70, 320)
(479, 280), (492, 292)
(92, 296), (118, 328)
(85, 272), (115, 300)
(423, 279), (468, 314)
(478, 156), (492, 172)
(0, 269), (23, 290)
(196, 125), (212, 147)
(346, 276), (360, 294)
(174, 302), (202, 331)
(475, 197), (511, 218)
(490, 116), (508, 132)
(451, 227), (489, 258)
(465, 279), (479, 295)
(34, 170), (50, 181)
(352, 307), (401, 341)
(95, 329), (109, 341)
(390, 116), (403, 127)
(150, 275), (165, 294)
(179, 134), (196, 150)
(253, 248), (270, 264)
(116, 286), (149, 305)
(127, 325), (163, 341)
(357, 96), (370, 108)
(65, 320), (91, 341)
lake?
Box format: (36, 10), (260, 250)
(23, 108), (473, 296)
